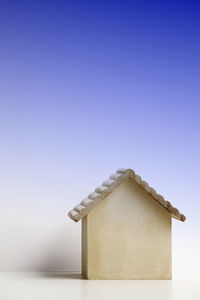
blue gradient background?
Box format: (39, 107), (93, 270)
(0, 0), (199, 276)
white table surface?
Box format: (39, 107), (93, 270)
(0, 272), (199, 300)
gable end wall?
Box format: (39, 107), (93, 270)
(84, 177), (172, 280)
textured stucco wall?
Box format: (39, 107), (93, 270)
(83, 177), (171, 279)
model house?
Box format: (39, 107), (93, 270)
(68, 168), (186, 280)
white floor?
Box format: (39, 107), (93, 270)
(0, 272), (199, 300)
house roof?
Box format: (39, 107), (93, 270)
(68, 168), (186, 223)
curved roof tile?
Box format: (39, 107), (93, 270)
(68, 168), (186, 223)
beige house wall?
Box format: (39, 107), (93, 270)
(82, 177), (172, 280)
(81, 216), (88, 278)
